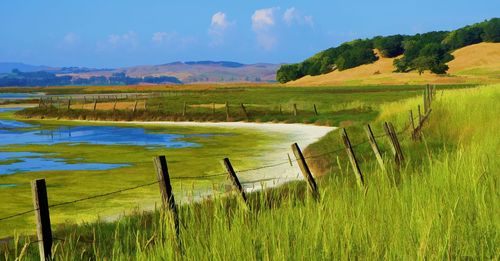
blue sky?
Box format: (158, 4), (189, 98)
(0, 0), (498, 68)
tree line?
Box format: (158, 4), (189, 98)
(0, 70), (182, 87)
(277, 18), (500, 83)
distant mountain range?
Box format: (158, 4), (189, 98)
(0, 61), (280, 85)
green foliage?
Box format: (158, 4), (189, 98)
(278, 18), (500, 82)
(373, 34), (405, 57)
(482, 18), (500, 42)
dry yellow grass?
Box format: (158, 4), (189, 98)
(447, 42), (500, 73)
(287, 43), (500, 86)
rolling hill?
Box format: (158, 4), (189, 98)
(287, 42), (500, 86)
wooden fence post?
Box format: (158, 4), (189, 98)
(418, 105), (422, 125)
(67, 98), (71, 111)
(293, 104), (298, 116)
(409, 110), (416, 140)
(182, 102), (186, 116)
(279, 104), (282, 115)
(340, 129), (365, 188)
(113, 97), (118, 112)
(225, 102), (230, 121)
(364, 124), (385, 172)
(384, 122), (404, 167)
(291, 143), (319, 199)
(383, 122), (399, 166)
(313, 104), (318, 116)
(389, 123), (404, 164)
(423, 89), (428, 113)
(133, 100), (138, 113)
(212, 103), (215, 116)
(93, 99), (97, 112)
(31, 179), (53, 261)
(287, 153), (293, 166)
(153, 156), (180, 242)
(222, 158), (248, 206)
(240, 103), (249, 120)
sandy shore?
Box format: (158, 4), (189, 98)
(80, 120), (336, 198)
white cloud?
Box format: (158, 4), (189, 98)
(211, 12), (230, 31)
(107, 31), (138, 47)
(252, 8), (276, 31)
(283, 7), (314, 27)
(152, 32), (178, 44)
(63, 32), (80, 45)
(251, 8), (278, 50)
(208, 11), (234, 46)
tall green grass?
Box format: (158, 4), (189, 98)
(2, 84), (498, 260)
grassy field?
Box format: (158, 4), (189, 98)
(0, 114), (291, 238)
(1, 83), (498, 259)
(16, 84), (474, 127)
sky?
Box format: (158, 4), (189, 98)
(0, 0), (498, 68)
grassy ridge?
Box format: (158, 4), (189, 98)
(2, 84), (498, 259)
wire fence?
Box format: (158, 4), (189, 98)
(0, 119), (415, 224)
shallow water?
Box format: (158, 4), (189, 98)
(0, 109), (211, 175)
(0, 151), (129, 175)
(0, 93), (42, 99)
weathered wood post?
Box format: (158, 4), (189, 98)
(341, 129), (365, 188)
(153, 156), (180, 243)
(291, 143), (319, 199)
(423, 89), (428, 113)
(67, 98), (71, 111)
(113, 97), (118, 112)
(384, 122), (404, 167)
(279, 104), (282, 115)
(293, 104), (298, 116)
(240, 103), (249, 120)
(31, 179), (53, 261)
(225, 101), (230, 121)
(222, 158), (248, 207)
(418, 105), (422, 125)
(313, 104), (318, 116)
(144, 99), (147, 111)
(182, 102), (187, 116)
(364, 124), (385, 172)
(409, 110), (416, 140)
(212, 102), (215, 116)
(93, 99), (98, 112)
(133, 100), (138, 113)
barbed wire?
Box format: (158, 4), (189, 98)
(0, 119), (417, 226)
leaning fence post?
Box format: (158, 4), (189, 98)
(93, 99), (98, 112)
(240, 103), (249, 120)
(182, 102), (186, 116)
(313, 104), (318, 116)
(409, 110), (416, 140)
(31, 179), (53, 261)
(364, 124), (385, 172)
(67, 98), (71, 111)
(293, 104), (298, 116)
(153, 156), (180, 243)
(291, 143), (319, 199)
(384, 122), (404, 167)
(225, 102), (230, 121)
(340, 129), (365, 188)
(383, 122), (399, 166)
(133, 100), (138, 113)
(222, 158), (248, 207)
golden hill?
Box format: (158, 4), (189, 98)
(287, 42), (500, 86)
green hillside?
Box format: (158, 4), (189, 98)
(277, 18), (500, 83)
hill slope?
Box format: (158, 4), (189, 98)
(287, 43), (500, 86)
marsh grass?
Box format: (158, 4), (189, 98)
(2, 84), (498, 260)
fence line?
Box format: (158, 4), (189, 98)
(2, 85), (436, 259)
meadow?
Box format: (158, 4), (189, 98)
(1, 83), (498, 259)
